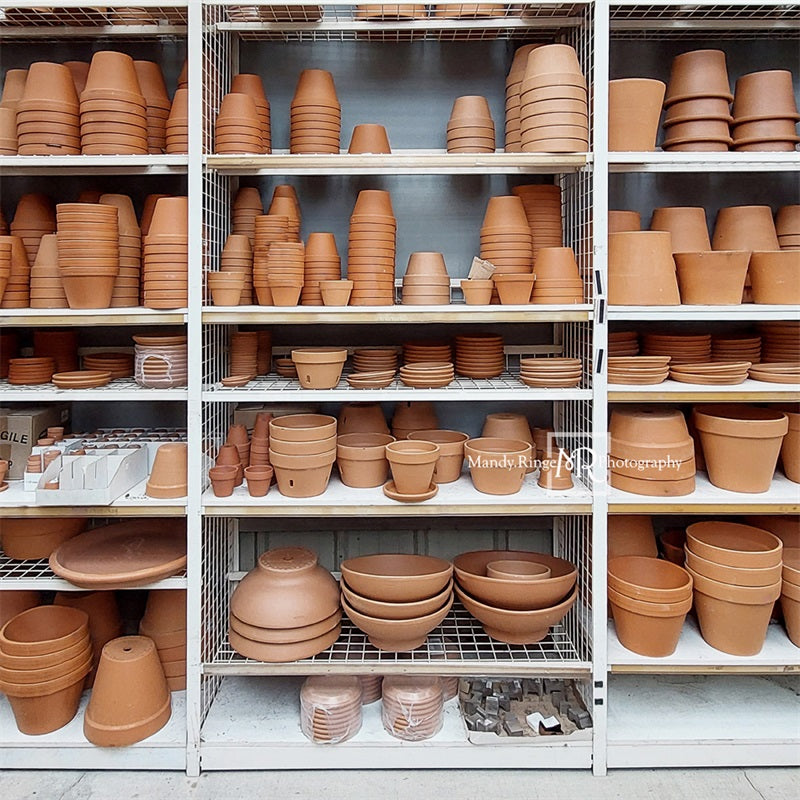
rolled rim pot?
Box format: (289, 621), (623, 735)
(341, 578), (453, 620)
(685, 521), (782, 568)
(685, 546), (783, 587)
(0, 605), (89, 657)
(607, 555), (693, 603)
(463, 437), (532, 495)
(486, 560), (551, 581)
(270, 414), (337, 442)
(340, 553), (453, 603)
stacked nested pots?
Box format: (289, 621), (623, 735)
(269, 414), (338, 497)
(143, 196), (188, 309)
(10, 192), (55, 265)
(382, 676), (443, 741)
(685, 522), (783, 655)
(290, 69), (341, 154)
(165, 88), (188, 154)
(401, 252), (450, 305)
(266, 241), (305, 306)
(138, 590), (186, 691)
(446, 95), (495, 153)
(782, 548), (800, 646)
(302, 232), (341, 305)
(504, 44), (539, 152)
(340, 554), (453, 651)
(453, 550), (578, 644)
(221, 234), (254, 304)
(214, 92), (265, 154)
(0, 606), (92, 734)
(300, 675), (363, 744)
(531, 246), (584, 305)
(347, 190), (397, 306)
(731, 70), (800, 152)
(479, 196), (533, 279)
(513, 183), (564, 263)
(253, 214), (290, 305)
(777, 205), (800, 250)
(100, 193), (141, 308)
(608, 556), (693, 657)
(134, 60), (171, 154)
(229, 547), (341, 662)
(231, 73), (271, 151)
(662, 50), (733, 152)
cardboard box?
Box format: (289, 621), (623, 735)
(0, 405), (70, 479)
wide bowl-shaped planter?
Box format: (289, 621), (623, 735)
(385, 440), (440, 495)
(687, 565), (781, 656)
(749, 251), (800, 304)
(341, 593), (453, 651)
(674, 250), (749, 304)
(693, 405), (789, 492)
(463, 437), (532, 495)
(608, 78), (666, 151)
(455, 583), (577, 644)
(231, 546), (340, 629)
(341, 578), (452, 621)
(685, 521), (782, 568)
(453, 550), (577, 611)
(608, 556), (693, 603)
(268, 449), (335, 498)
(336, 432), (395, 488)
(1, 517), (87, 560)
(228, 623), (341, 663)
(608, 584), (692, 657)
(0, 605), (89, 657)
(291, 348), (348, 389)
(407, 430), (468, 483)
(340, 553), (452, 603)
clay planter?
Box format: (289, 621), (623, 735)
(693, 405), (789, 493)
(0, 592), (41, 628)
(348, 124), (391, 154)
(244, 465), (273, 497)
(665, 49), (733, 105)
(84, 636), (171, 746)
(291, 348), (348, 389)
(608, 231), (680, 305)
(732, 70), (799, 122)
(319, 279), (353, 306)
(608, 556), (693, 603)
(685, 521), (782, 569)
(407, 430), (468, 484)
(146, 443), (187, 499)
(463, 438), (532, 495)
(460, 279), (493, 305)
(493, 274), (534, 304)
(608, 79), (666, 151)
(685, 548), (782, 587)
(687, 566), (781, 655)
(340, 553), (453, 603)
(607, 516), (658, 559)
(486, 560), (551, 580)
(712, 205), (779, 252)
(749, 251), (800, 304)
(0, 605), (89, 657)
(336, 432), (395, 488)
(782, 580), (800, 646)
(1, 517), (87, 560)
(674, 250), (749, 304)
(61, 274), (116, 309)
(778, 407), (800, 483)
(650, 207), (711, 252)
(385, 440), (440, 495)
(271, 413), (338, 441)
(342, 578), (452, 622)
(268, 450), (336, 498)
(209, 465), (237, 497)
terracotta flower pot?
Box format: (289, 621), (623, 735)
(0, 591), (41, 628)
(608, 515), (658, 560)
(336, 432), (395, 488)
(407, 430), (468, 484)
(493, 274), (534, 304)
(319, 279), (353, 306)
(268, 450), (336, 497)
(660, 528), (687, 565)
(665, 49), (733, 105)
(291, 347), (348, 389)
(674, 250), (750, 304)
(609, 210), (641, 233)
(0, 605), (89, 657)
(463, 437), (532, 495)
(782, 580), (800, 646)
(608, 556), (693, 603)
(608, 231), (680, 306)
(538, 448), (574, 490)
(693, 405), (789, 493)
(460, 279), (493, 305)
(209, 465), (237, 497)
(732, 69), (799, 122)
(243, 465), (273, 497)
(1, 517), (87, 560)
(712, 206), (779, 252)
(749, 251), (800, 304)
(685, 521), (782, 569)
(385, 440), (440, 494)
(608, 78), (666, 151)
(348, 123), (391, 154)
(776, 406), (800, 483)
(650, 207), (711, 252)
(146, 442), (187, 499)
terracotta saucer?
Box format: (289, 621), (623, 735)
(52, 370), (112, 389)
(0, 482), (8, 493)
(382, 480), (438, 503)
(669, 372), (748, 385)
(221, 375), (254, 387)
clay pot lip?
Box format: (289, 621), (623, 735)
(337, 432), (396, 452)
(608, 555), (693, 601)
(0, 605), (89, 656)
(341, 591), (453, 629)
(456, 581), (578, 618)
(341, 553), (453, 586)
(464, 437), (532, 456)
(407, 429), (469, 446)
(686, 564), (782, 604)
(607, 584), (693, 617)
(0, 653), (92, 697)
(693, 404), (789, 438)
(486, 560), (552, 581)
(385, 439), (441, 464)
(341, 577), (453, 620)
(685, 521), (783, 567)
(685, 546), (782, 587)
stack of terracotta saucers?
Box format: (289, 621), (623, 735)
(398, 361), (454, 388)
(777, 205), (800, 250)
(401, 252), (450, 305)
(731, 70), (799, 153)
(229, 546), (341, 662)
(7, 357), (55, 385)
(360, 675), (383, 704)
(518, 44), (589, 153)
(479, 195), (533, 275)
(446, 95), (495, 153)
(253, 214), (291, 305)
(274, 358), (298, 378)
(214, 92), (264, 154)
(455, 333), (505, 378)
(56, 202), (119, 309)
(51, 370), (112, 389)
(759, 322), (800, 363)
(661, 49), (733, 152)
(134, 61), (171, 154)
(80, 51), (148, 155)
(609, 331), (639, 356)
(609, 407), (696, 496)
(347, 190), (396, 306)
(530, 246), (584, 305)
(269, 414), (338, 497)
(231, 73), (271, 152)
(749, 363), (800, 384)
(221, 234), (254, 304)
(290, 69), (341, 154)
(143, 196), (188, 309)
(711, 334), (761, 363)
(0, 235), (30, 308)
(512, 184), (563, 264)
(669, 361), (751, 385)
(229, 331), (259, 377)
(608, 356), (670, 385)
(641, 332), (711, 364)
(139, 590), (187, 691)
(347, 370), (395, 389)
(504, 45), (540, 152)
(83, 351), (134, 377)
(353, 348), (398, 373)
(10, 193), (55, 265)
(302, 232), (341, 305)
(518, 357), (582, 388)
(266, 241), (305, 307)
(165, 88), (188, 154)
(29, 234), (67, 309)
(382, 676), (444, 741)
(133, 334), (187, 388)
(403, 340), (452, 365)
(16, 62), (80, 155)
(100, 193), (141, 308)
(300, 675), (363, 744)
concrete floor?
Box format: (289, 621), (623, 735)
(0, 768), (797, 800)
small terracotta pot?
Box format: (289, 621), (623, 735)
(385, 440), (440, 494)
(460, 279), (493, 304)
(609, 210), (642, 233)
(244, 465), (273, 497)
(336, 432), (395, 488)
(749, 251), (800, 304)
(650, 207), (711, 252)
(146, 443), (188, 499)
(464, 438), (532, 495)
(674, 250), (750, 304)
(608, 78), (666, 151)
(319, 279), (353, 306)
(209, 465), (237, 497)
(407, 430), (468, 484)
(493, 274), (534, 304)
(348, 123), (391, 154)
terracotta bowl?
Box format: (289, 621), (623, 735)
(486, 560), (552, 581)
(340, 554), (453, 603)
(341, 578), (453, 620)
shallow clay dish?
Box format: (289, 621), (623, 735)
(228, 623), (341, 662)
(382, 480), (439, 503)
(340, 553), (453, 603)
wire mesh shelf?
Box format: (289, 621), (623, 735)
(0, 377), (187, 400)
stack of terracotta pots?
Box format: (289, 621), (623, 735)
(80, 51), (148, 155)
(269, 413), (338, 497)
(290, 69), (341, 154)
(693, 404), (789, 493)
(609, 407), (696, 496)
(403, 340), (452, 365)
(266, 241), (306, 306)
(608, 78), (666, 151)
(401, 252), (450, 305)
(608, 556), (692, 656)
(291, 347), (348, 388)
(138, 590), (186, 691)
(712, 334), (761, 363)
(269, 187), (302, 237)
(100, 193), (141, 307)
(608, 231), (680, 305)
(134, 60), (171, 154)
(340, 553), (453, 651)
(220, 234), (253, 304)
(253, 214), (290, 304)
(446, 96), (495, 153)
(232, 187), (263, 245)
(29, 235), (67, 308)
(384, 439), (441, 501)
(214, 92), (265, 154)
(504, 44), (539, 152)
(84, 636), (172, 745)
(479, 195), (532, 278)
(300, 675), (362, 743)
(455, 332), (505, 378)
(165, 88), (188, 154)
(56, 202), (119, 309)
(0, 69), (23, 153)
(662, 49), (733, 152)
(229, 546), (341, 662)
(777, 205), (800, 250)
(531, 246), (584, 304)
(0, 105), (16, 154)
(512, 184), (563, 263)
(608, 356), (670, 385)
(454, 549), (578, 643)
(229, 330), (259, 376)
(781, 548), (800, 646)
(731, 70), (800, 152)
(348, 124), (391, 154)
(0, 235), (30, 308)
(7, 356), (55, 385)
(0, 605), (92, 734)
(347, 189), (396, 306)
(231, 73), (271, 152)
(519, 44), (589, 153)
(301, 232), (341, 304)
(641, 332), (711, 364)
(685, 521), (782, 655)
(382, 676), (444, 741)
(143, 196), (188, 309)
(10, 193), (55, 265)
(16, 62), (80, 155)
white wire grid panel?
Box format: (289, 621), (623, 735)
(206, 1), (592, 41)
(202, 11), (237, 153)
(560, 170), (594, 303)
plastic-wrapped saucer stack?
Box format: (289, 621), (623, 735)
(360, 674), (383, 704)
(134, 334), (188, 388)
(300, 675), (363, 743)
(381, 675), (443, 741)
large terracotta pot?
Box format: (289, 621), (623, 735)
(608, 78), (666, 151)
(650, 207), (711, 252)
(693, 405), (789, 492)
(685, 521), (782, 568)
(608, 516), (658, 559)
(776, 405), (799, 483)
(748, 251), (800, 304)
(608, 231), (680, 305)
(674, 251), (749, 304)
